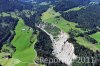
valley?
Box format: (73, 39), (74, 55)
(0, 0), (100, 66)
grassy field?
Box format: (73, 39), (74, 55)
(0, 12), (45, 66)
(90, 32), (100, 49)
(41, 7), (84, 33)
(76, 37), (100, 52)
(90, 32), (100, 42)
(11, 18), (38, 66)
(0, 12), (17, 18)
(0, 52), (21, 66)
(0, 58), (20, 66)
(96, 44), (100, 50)
(41, 7), (100, 52)
(41, 7), (61, 21)
(0, 12), (10, 17)
(64, 6), (85, 13)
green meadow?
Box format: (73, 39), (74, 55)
(76, 37), (100, 52)
(90, 32), (100, 42)
(11, 18), (38, 66)
(90, 32), (100, 49)
(0, 12), (45, 66)
(64, 6), (85, 13)
(41, 7), (84, 33)
(41, 7), (100, 52)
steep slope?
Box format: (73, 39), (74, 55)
(54, 0), (90, 11)
(61, 4), (100, 29)
(11, 18), (38, 66)
(40, 7), (79, 65)
(37, 25), (77, 66)
(40, 7), (100, 66)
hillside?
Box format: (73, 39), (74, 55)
(61, 4), (100, 29)
(0, 0), (100, 66)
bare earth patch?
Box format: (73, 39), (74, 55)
(37, 25), (77, 66)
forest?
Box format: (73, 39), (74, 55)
(61, 4), (100, 29)
(0, 0), (100, 66)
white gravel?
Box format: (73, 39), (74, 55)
(37, 25), (77, 66)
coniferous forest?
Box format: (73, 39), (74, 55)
(0, 0), (100, 66)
